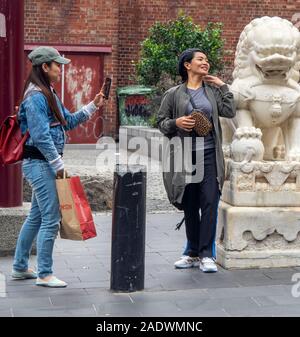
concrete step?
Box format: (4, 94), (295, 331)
(23, 166), (113, 212)
(0, 203), (35, 257)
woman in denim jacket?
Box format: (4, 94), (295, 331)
(12, 46), (105, 287)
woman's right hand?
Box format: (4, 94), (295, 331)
(176, 116), (195, 132)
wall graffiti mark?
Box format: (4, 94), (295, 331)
(66, 64), (94, 110)
(125, 95), (151, 118)
(67, 115), (104, 142)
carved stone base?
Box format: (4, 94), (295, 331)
(216, 201), (300, 269)
(222, 159), (300, 206)
(217, 245), (300, 269)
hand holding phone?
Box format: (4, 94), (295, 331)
(103, 77), (112, 100)
(93, 78), (112, 108)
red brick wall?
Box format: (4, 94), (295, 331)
(25, 0), (300, 138)
(118, 0), (300, 85)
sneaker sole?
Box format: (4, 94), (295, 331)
(199, 265), (218, 273)
(175, 263), (200, 269)
(11, 274), (37, 280)
(36, 283), (67, 288)
(11, 276), (27, 280)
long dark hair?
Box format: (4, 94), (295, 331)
(178, 48), (205, 83)
(22, 62), (67, 126)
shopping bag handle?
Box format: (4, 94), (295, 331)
(56, 169), (69, 179)
(63, 170), (69, 179)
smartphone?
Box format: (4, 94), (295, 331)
(103, 77), (112, 100)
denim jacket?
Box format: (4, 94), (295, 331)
(18, 83), (96, 167)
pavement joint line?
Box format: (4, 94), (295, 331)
(92, 303), (98, 315)
(221, 308), (231, 317)
(262, 273), (274, 280)
(175, 301), (186, 313)
(250, 296), (262, 307)
(48, 297), (53, 306)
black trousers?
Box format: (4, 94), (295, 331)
(182, 147), (220, 258)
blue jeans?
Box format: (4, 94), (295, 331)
(13, 159), (61, 278)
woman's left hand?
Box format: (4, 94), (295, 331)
(203, 75), (225, 87)
(93, 84), (106, 108)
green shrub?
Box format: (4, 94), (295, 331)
(136, 13), (225, 89)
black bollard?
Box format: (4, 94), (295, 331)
(110, 164), (146, 292)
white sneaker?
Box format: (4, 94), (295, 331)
(199, 257), (218, 273)
(36, 276), (68, 288)
(174, 256), (200, 269)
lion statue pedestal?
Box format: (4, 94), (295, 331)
(217, 16), (300, 269)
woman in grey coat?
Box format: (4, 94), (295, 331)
(157, 48), (235, 272)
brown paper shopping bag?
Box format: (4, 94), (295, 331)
(56, 172), (97, 241)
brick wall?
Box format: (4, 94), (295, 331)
(25, 0), (300, 138)
(118, 0), (300, 85)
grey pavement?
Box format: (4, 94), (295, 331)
(1, 212), (300, 317)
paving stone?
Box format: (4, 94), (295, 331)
(206, 285), (292, 299)
(129, 289), (209, 303)
(252, 294), (300, 306)
(223, 303), (300, 316)
(175, 296), (259, 312)
(12, 305), (97, 317)
(0, 296), (51, 309)
(97, 302), (140, 316)
(0, 309), (12, 317)
(128, 301), (181, 315)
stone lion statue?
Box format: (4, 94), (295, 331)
(224, 16), (300, 162)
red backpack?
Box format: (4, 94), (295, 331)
(0, 114), (29, 165)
